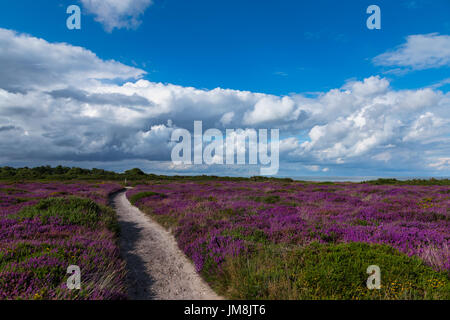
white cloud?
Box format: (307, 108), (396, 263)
(220, 111), (234, 126)
(343, 76), (390, 97)
(0, 28), (145, 92)
(305, 165), (320, 172)
(429, 77), (450, 89)
(428, 158), (450, 171)
(294, 76), (450, 168)
(80, 0), (153, 32)
(372, 152), (392, 162)
(279, 137), (300, 153)
(0, 29), (449, 176)
(403, 112), (448, 142)
(243, 96), (297, 125)
(373, 33), (450, 70)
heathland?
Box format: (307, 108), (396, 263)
(0, 166), (449, 299)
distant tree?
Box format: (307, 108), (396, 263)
(124, 168), (145, 176)
(54, 165), (69, 174)
(66, 167), (87, 175)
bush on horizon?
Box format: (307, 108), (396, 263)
(0, 166), (448, 185)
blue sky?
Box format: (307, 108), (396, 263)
(1, 0), (449, 94)
(0, 0), (449, 178)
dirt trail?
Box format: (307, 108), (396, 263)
(111, 189), (222, 300)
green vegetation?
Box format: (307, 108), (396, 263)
(1, 182), (127, 299)
(218, 242), (449, 300)
(10, 197), (119, 233)
(250, 195), (281, 204)
(1, 166), (448, 186)
(222, 227), (269, 244)
(364, 178), (450, 186)
(128, 191), (167, 205)
(0, 165), (290, 182)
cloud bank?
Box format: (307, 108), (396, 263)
(0, 29), (449, 176)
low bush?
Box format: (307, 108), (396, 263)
(129, 191), (167, 205)
(10, 197), (119, 234)
(220, 242), (449, 300)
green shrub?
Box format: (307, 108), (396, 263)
(222, 227), (269, 244)
(220, 242), (449, 300)
(250, 195), (281, 204)
(129, 191), (167, 205)
(365, 178), (450, 186)
(124, 168), (145, 176)
(10, 197), (119, 233)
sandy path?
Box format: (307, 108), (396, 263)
(111, 189), (222, 300)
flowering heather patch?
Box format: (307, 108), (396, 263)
(0, 182), (126, 300)
(128, 181), (450, 299)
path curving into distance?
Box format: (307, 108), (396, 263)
(111, 189), (222, 300)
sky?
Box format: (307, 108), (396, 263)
(0, 0), (449, 178)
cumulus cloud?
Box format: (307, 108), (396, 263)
(0, 29), (449, 176)
(297, 78), (449, 168)
(0, 28), (145, 92)
(48, 87), (152, 107)
(80, 0), (153, 32)
(373, 33), (450, 70)
(220, 112), (234, 126)
(243, 96), (298, 125)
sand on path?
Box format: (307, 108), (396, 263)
(111, 189), (222, 300)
